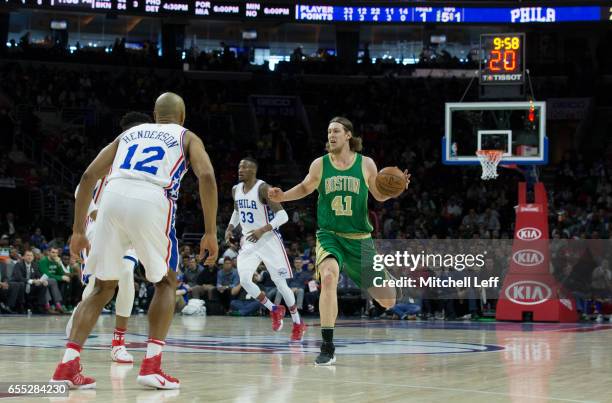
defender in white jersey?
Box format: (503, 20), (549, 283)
(66, 112), (152, 365)
(66, 177), (138, 364)
(225, 157), (307, 341)
(52, 93), (218, 390)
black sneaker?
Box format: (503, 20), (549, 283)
(314, 342), (336, 366)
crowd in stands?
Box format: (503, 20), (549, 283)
(1, 42), (611, 320)
(0, 226), (328, 317)
(5, 32), (612, 78)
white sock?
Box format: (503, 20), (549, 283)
(260, 296), (275, 311)
(146, 338), (164, 358)
(62, 344), (80, 363)
(289, 305), (301, 324)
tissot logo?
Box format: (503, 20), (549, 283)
(512, 249), (545, 266)
(516, 227), (542, 241)
(505, 280), (552, 305)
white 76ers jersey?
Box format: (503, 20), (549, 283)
(234, 180), (275, 234)
(108, 123), (188, 200)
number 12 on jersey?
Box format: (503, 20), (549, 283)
(119, 144), (166, 175)
(331, 195), (352, 216)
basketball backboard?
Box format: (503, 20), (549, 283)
(442, 101), (547, 165)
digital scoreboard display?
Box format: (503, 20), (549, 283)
(4, 0), (294, 19)
(294, 5), (609, 24)
(480, 33), (525, 85)
(479, 33), (525, 85)
(3, 1), (612, 24)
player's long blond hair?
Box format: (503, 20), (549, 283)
(327, 116), (363, 152)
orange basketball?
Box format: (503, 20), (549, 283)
(375, 166), (406, 198)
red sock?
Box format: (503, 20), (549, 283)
(66, 341), (82, 352)
(113, 327), (126, 346)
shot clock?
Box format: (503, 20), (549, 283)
(479, 33), (525, 85)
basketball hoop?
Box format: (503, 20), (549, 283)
(476, 150), (503, 180)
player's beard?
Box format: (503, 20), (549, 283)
(328, 141), (346, 154)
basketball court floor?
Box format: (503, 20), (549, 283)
(0, 315), (610, 403)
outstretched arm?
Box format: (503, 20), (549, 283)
(246, 183), (289, 242)
(363, 156), (410, 202)
(185, 131), (219, 266)
(268, 157), (323, 203)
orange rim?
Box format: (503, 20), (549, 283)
(476, 150), (503, 162)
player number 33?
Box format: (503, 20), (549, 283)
(241, 211), (254, 223)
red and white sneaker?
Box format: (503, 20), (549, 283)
(290, 321), (307, 342)
(111, 341), (134, 364)
(137, 354), (180, 390)
(270, 305), (286, 332)
(50, 357), (96, 389)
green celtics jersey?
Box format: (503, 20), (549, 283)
(316, 153), (373, 234)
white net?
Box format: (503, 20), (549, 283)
(476, 150), (503, 180)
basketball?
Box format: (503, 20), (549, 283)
(375, 167), (406, 198)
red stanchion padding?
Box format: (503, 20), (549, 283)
(496, 183), (578, 322)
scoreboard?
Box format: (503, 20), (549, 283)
(294, 5), (609, 24)
(2, 0), (294, 19)
(2, 1), (612, 24)
(479, 33), (525, 85)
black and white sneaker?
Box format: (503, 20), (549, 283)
(314, 342), (336, 366)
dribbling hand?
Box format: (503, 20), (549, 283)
(69, 232), (90, 261)
(267, 187), (284, 203)
(199, 233), (219, 266)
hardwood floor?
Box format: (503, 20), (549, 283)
(0, 315), (610, 403)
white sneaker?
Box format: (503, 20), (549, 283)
(595, 314), (603, 323)
(111, 344), (134, 364)
(65, 303), (80, 338)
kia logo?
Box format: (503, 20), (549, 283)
(516, 227), (542, 241)
(512, 249), (545, 266)
(504, 280), (552, 305)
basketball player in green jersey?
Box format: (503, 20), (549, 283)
(268, 116), (410, 365)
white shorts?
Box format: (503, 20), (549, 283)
(81, 219), (139, 284)
(237, 230), (292, 282)
(86, 178), (179, 284)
